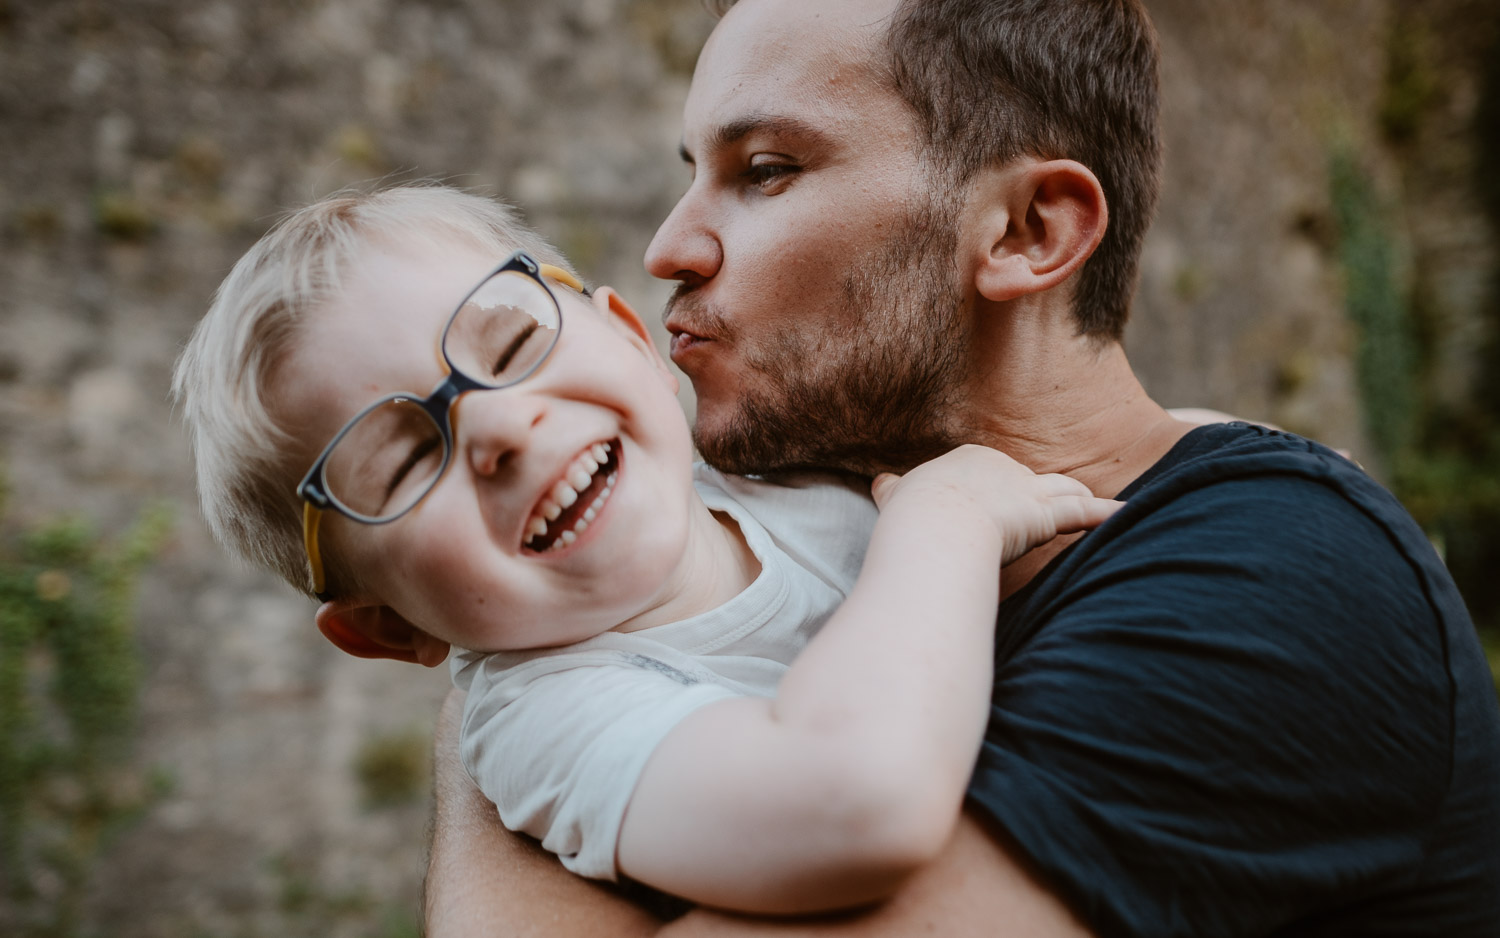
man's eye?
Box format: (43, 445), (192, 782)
(742, 161), (798, 189)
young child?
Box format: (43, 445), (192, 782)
(173, 184), (1119, 914)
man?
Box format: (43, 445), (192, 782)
(425, 0), (1500, 934)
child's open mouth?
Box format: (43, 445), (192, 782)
(522, 439), (620, 553)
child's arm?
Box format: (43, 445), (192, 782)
(616, 445), (1120, 914)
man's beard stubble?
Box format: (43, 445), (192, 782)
(679, 202), (972, 478)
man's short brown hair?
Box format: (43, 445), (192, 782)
(706, 0), (1162, 340)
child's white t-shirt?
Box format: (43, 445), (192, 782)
(450, 465), (878, 879)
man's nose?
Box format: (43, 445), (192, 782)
(453, 388), (547, 478)
(645, 186), (722, 285)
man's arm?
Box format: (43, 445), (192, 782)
(426, 688), (662, 938)
(657, 815), (1096, 938)
(426, 688), (1096, 938)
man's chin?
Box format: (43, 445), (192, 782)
(689, 408), (772, 476)
(692, 400), (958, 478)
(689, 406), (857, 476)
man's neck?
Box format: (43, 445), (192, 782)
(958, 317), (1194, 597)
(959, 301), (1187, 487)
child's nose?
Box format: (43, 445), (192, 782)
(454, 388), (546, 478)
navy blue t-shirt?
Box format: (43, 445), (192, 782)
(969, 423), (1500, 937)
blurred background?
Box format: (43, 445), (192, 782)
(1, 0), (1496, 934)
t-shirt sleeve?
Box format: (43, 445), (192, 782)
(454, 649), (740, 880)
(970, 472), (1455, 938)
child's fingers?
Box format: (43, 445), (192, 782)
(870, 472), (901, 508)
(1035, 472), (1095, 499)
(1048, 495), (1123, 534)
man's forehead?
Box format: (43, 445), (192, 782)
(683, 0), (900, 144)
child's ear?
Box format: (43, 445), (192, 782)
(315, 599), (450, 668)
(592, 286), (678, 392)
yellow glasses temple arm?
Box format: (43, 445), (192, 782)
(539, 263), (583, 293)
(303, 502), (328, 599)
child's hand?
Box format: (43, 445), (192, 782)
(870, 444), (1121, 566)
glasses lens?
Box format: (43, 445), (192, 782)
(324, 398), (447, 520)
(444, 270), (561, 387)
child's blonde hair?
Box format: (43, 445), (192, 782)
(172, 183), (577, 599)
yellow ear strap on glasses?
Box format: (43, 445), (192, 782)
(539, 264), (583, 293)
(303, 502), (328, 599)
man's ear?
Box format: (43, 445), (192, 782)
(315, 599), (450, 668)
(592, 286), (678, 392)
(970, 159), (1108, 303)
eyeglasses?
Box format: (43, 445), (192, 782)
(297, 250), (584, 600)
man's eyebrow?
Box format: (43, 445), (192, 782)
(678, 115), (834, 164)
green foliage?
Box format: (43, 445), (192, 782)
(0, 480), (172, 936)
(1329, 148), (1418, 464)
(1172, 263), (1210, 303)
(1460, 25), (1500, 662)
(1329, 142), (1500, 693)
(353, 729), (430, 809)
(92, 189), (157, 242)
(332, 124), (385, 174)
(1379, 18), (1438, 144)
(265, 853), (420, 938)
(1482, 629), (1500, 697)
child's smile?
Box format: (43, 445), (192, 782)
(522, 438), (619, 553)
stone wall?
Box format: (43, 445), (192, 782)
(0, 0), (1493, 933)
(2, 2), (714, 933)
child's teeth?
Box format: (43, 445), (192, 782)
(525, 441), (619, 553)
(587, 487), (610, 517)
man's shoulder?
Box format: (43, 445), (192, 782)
(1002, 421), (1462, 672)
(1124, 421), (1376, 506)
(1111, 422), (1433, 574)
(998, 424), (1481, 751)
(983, 424), (1500, 936)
